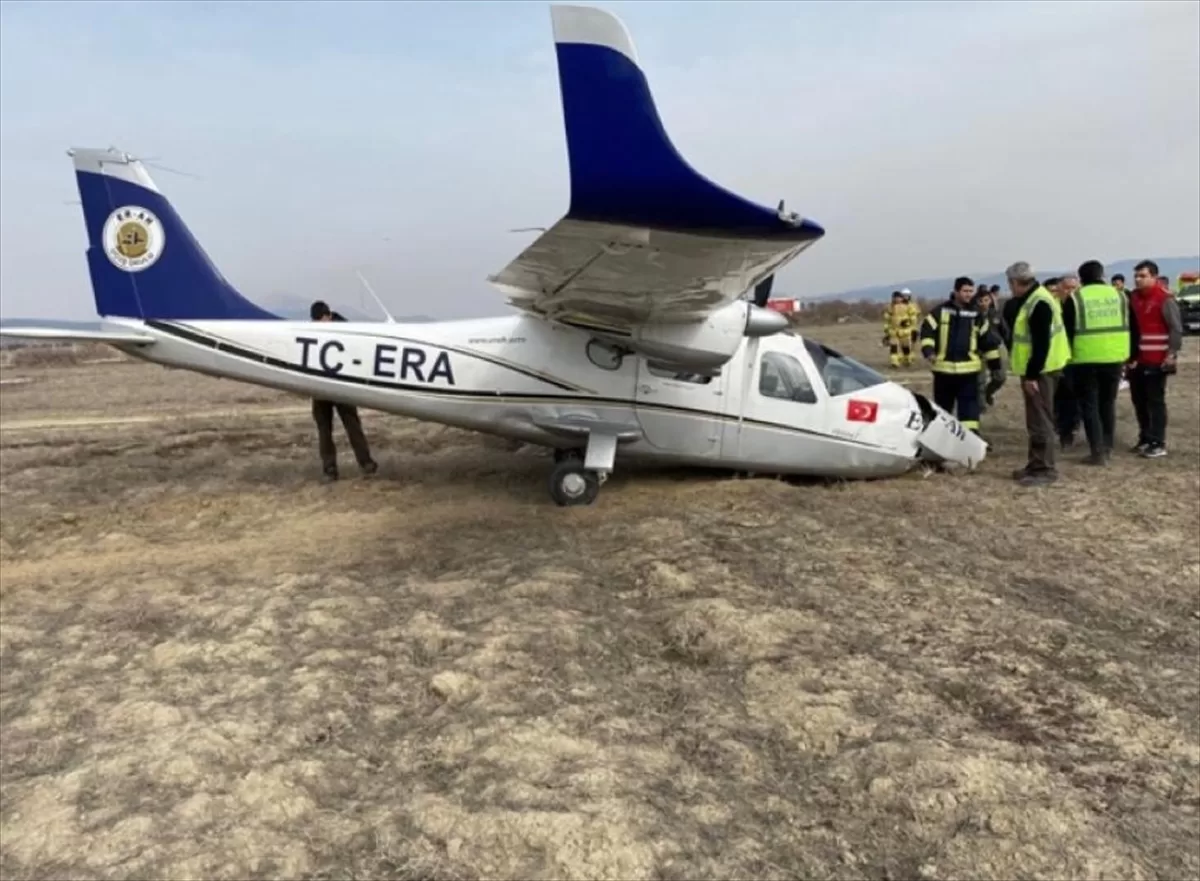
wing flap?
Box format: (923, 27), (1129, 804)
(491, 218), (817, 328)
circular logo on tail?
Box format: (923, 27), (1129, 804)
(102, 206), (165, 272)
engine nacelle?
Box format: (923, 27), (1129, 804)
(631, 300), (788, 369)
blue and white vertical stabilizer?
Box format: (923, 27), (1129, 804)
(69, 147), (278, 321)
(550, 4), (824, 240)
(489, 5), (825, 329)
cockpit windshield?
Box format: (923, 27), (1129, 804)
(801, 337), (888, 396)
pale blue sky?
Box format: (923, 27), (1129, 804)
(2, 0), (1198, 320)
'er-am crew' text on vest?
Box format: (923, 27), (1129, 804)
(1070, 282), (1130, 364)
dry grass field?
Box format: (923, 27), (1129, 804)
(1, 321), (1198, 881)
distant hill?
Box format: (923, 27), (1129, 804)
(809, 255), (1200, 303)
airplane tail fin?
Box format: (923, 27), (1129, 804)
(549, 4), (824, 241)
(70, 148), (278, 321)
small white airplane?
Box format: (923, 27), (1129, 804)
(0, 4), (985, 506)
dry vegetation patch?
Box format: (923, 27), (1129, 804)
(1, 324), (1198, 881)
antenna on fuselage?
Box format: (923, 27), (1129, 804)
(355, 269), (397, 324)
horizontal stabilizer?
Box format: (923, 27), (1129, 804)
(0, 325), (155, 345)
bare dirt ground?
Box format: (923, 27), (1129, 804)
(2, 323), (1198, 881)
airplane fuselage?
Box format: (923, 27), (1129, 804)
(103, 312), (939, 479)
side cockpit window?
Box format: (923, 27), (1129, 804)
(758, 352), (818, 404)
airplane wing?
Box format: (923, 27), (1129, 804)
(0, 326), (155, 345)
(489, 5), (825, 330)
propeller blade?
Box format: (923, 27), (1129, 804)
(753, 274), (775, 308)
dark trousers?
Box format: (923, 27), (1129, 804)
(1054, 365), (1082, 442)
(1128, 366), (1169, 446)
(1023, 370), (1061, 475)
(313, 399), (373, 475)
(932, 372), (982, 430)
(1073, 363), (1123, 455)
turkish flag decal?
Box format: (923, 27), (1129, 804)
(846, 399), (879, 423)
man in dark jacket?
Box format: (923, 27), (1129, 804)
(918, 276), (1004, 439)
(310, 300), (378, 482)
(1066, 260), (1130, 465)
(1046, 277), (1084, 448)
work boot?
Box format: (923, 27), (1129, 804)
(360, 460), (379, 477)
(1019, 471), (1058, 487)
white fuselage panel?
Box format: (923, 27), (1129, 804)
(98, 313), (979, 477)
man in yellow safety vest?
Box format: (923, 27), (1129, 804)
(1005, 261), (1072, 487)
(1065, 260), (1131, 465)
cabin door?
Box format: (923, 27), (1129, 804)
(633, 357), (727, 458)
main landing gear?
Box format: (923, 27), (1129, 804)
(548, 434), (616, 506)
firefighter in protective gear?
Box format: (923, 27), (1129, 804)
(882, 291), (916, 368)
(973, 288), (1007, 413)
(902, 289), (921, 350)
(919, 276), (1004, 437)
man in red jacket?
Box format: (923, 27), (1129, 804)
(1127, 261), (1184, 458)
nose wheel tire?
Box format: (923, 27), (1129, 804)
(549, 460), (601, 506)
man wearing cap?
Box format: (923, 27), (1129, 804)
(309, 300), (379, 482)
